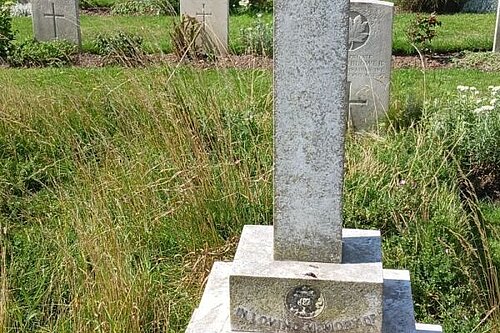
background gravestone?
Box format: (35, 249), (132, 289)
(180, 0), (229, 55)
(462, 0), (498, 12)
(348, 0), (394, 131)
(495, 0), (500, 52)
(31, 0), (81, 45)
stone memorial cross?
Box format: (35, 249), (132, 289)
(32, 0), (81, 45)
(180, 0), (228, 55)
(185, 0), (443, 332)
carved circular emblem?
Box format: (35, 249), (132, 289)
(349, 11), (370, 51)
(285, 285), (325, 319)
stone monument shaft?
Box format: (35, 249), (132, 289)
(274, 0), (349, 263)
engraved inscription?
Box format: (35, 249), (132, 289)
(349, 12), (369, 51)
(285, 285), (325, 319)
(235, 306), (377, 332)
(348, 55), (387, 78)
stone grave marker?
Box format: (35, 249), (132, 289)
(32, 0), (81, 45)
(180, 0), (229, 55)
(494, 0), (500, 52)
(348, 0), (394, 131)
(463, 0), (498, 13)
(185, 0), (443, 332)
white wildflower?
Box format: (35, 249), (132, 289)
(457, 85), (469, 92)
(473, 105), (495, 114)
(239, 0), (250, 7)
(490, 98), (498, 105)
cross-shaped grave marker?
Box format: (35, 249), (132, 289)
(43, 2), (64, 38)
(32, 0), (81, 45)
(180, 0), (228, 55)
(349, 81), (368, 107)
(196, 3), (212, 27)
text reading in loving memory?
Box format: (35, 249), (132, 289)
(235, 306), (377, 332)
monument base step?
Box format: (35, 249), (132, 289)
(186, 226), (443, 333)
(230, 226), (384, 332)
(186, 262), (442, 333)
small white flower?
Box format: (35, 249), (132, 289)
(257, 13), (263, 18)
(476, 98), (483, 104)
(490, 98), (498, 105)
(239, 0), (249, 7)
(457, 85), (469, 92)
(473, 105), (495, 114)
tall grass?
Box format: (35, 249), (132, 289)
(0, 66), (499, 332)
(0, 67), (272, 332)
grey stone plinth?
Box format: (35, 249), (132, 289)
(180, 0), (228, 55)
(383, 270), (416, 333)
(348, 0), (394, 130)
(32, 0), (81, 45)
(229, 226), (384, 333)
(186, 257), (443, 333)
(274, 0), (349, 264)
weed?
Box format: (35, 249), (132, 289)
(93, 32), (146, 66)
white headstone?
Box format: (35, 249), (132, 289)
(180, 0), (228, 55)
(494, 0), (500, 52)
(31, 0), (81, 45)
(348, 0), (394, 130)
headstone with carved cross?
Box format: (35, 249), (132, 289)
(494, 0), (500, 52)
(184, 0), (442, 332)
(31, 0), (81, 45)
(180, 0), (228, 55)
(348, 0), (394, 131)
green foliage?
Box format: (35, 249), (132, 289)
(395, 0), (465, 13)
(80, 0), (117, 9)
(93, 32), (146, 66)
(453, 51), (500, 72)
(238, 14), (273, 56)
(7, 39), (76, 67)
(406, 13), (442, 51)
(110, 0), (176, 15)
(1, 66), (499, 332)
(0, 1), (14, 61)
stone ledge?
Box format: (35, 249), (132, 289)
(230, 225), (384, 332)
(186, 232), (442, 333)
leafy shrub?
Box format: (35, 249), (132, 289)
(111, 0), (175, 15)
(93, 32), (146, 66)
(406, 13), (442, 52)
(80, 0), (117, 9)
(395, 0), (465, 13)
(238, 14), (273, 56)
(0, 1), (14, 61)
(7, 39), (76, 67)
